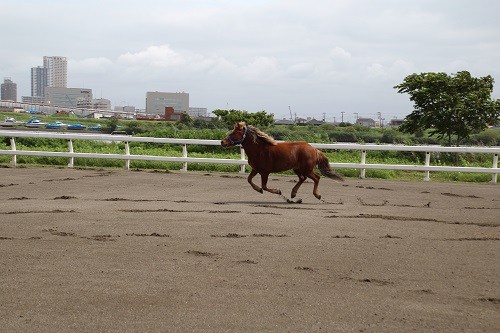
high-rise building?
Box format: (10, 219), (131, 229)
(1, 78), (17, 101)
(43, 56), (67, 88)
(146, 91), (189, 115)
(31, 66), (47, 98)
(25, 56), (67, 103)
(45, 87), (92, 108)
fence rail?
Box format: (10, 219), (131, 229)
(0, 130), (498, 183)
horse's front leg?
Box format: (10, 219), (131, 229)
(261, 173), (281, 195)
(248, 169), (263, 193)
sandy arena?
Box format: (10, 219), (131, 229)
(1, 167), (499, 332)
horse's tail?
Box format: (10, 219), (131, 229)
(316, 150), (344, 182)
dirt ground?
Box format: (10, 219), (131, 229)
(0, 167), (499, 332)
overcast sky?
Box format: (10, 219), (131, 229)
(2, 0), (500, 123)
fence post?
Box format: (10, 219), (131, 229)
(360, 150), (366, 179)
(67, 139), (74, 168)
(239, 147), (246, 174)
(180, 144), (188, 172)
(490, 153), (498, 184)
(423, 152), (431, 181)
(10, 137), (16, 167)
(124, 141), (130, 170)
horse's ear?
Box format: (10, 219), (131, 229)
(235, 122), (244, 129)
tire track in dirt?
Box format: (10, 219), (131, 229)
(8, 197), (31, 200)
(210, 233), (290, 238)
(356, 196), (431, 208)
(0, 209), (77, 215)
(37, 229), (172, 241)
(441, 192), (482, 199)
(325, 213), (441, 222)
(444, 237), (500, 241)
(119, 208), (241, 214)
(324, 213), (499, 227)
(0, 183), (18, 188)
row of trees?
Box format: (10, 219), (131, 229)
(175, 109), (274, 129)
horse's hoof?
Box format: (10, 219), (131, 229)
(258, 189), (263, 194)
(315, 194), (322, 200)
(291, 192), (296, 198)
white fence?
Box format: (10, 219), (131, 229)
(0, 130), (498, 183)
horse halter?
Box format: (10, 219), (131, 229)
(226, 126), (248, 145)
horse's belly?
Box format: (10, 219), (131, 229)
(249, 142), (316, 173)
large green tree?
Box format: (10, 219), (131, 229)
(394, 71), (500, 146)
(212, 109), (274, 128)
(176, 112), (193, 127)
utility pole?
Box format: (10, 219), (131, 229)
(341, 111), (345, 123)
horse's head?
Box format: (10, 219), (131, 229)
(221, 122), (248, 148)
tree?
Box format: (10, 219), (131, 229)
(106, 117), (120, 133)
(394, 71), (500, 146)
(177, 112), (193, 127)
(212, 109), (274, 128)
(192, 118), (208, 129)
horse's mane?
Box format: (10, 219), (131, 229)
(245, 124), (278, 146)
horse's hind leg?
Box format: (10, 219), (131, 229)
(261, 173), (281, 195)
(307, 171), (322, 200)
(248, 169), (263, 193)
(291, 169), (306, 198)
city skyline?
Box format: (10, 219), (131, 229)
(2, 1), (500, 123)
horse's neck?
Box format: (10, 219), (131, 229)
(241, 140), (265, 157)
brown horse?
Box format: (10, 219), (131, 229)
(221, 122), (343, 200)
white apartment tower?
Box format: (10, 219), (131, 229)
(43, 56), (67, 88)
